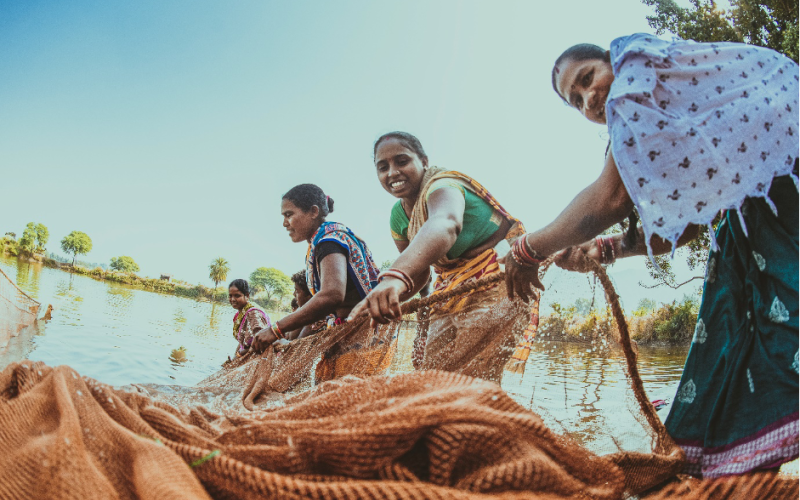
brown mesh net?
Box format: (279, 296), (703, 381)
(0, 261), (796, 499)
(0, 267), (40, 351)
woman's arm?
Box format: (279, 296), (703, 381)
(505, 152), (634, 300)
(348, 186), (466, 325)
(251, 252), (348, 352)
(555, 225), (701, 272)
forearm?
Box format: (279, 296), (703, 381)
(391, 218), (458, 279)
(614, 225), (700, 259)
(275, 291), (341, 332)
(525, 154), (633, 257)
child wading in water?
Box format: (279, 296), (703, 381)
(228, 279), (271, 358)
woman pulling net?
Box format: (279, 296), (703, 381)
(349, 131), (534, 384)
(505, 33), (798, 478)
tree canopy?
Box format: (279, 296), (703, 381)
(34, 223), (49, 253)
(249, 267), (293, 302)
(110, 256), (140, 273)
(209, 257), (230, 290)
(18, 224), (37, 256)
(61, 231), (93, 266)
(642, 0), (798, 61)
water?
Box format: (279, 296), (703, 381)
(0, 254), (283, 386)
(0, 254), (687, 440)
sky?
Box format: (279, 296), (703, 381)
(0, 0), (701, 305)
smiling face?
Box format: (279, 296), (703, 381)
(374, 138), (428, 202)
(554, 57), (615, 124)
(228, 285), (249, 310)
(281, 198), (320, 243)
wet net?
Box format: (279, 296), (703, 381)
(0, 261), (796, 499)
(0, 267), (40, 351)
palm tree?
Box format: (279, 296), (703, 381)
(208, 257), (230, 299)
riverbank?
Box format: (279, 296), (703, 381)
(5, 252), (286, 311)
(538, 298), (697, 347)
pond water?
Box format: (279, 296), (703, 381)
(1, 254), (688, 449)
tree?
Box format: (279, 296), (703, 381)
(379, 259), (393, 272)
(208, 257), (230, 291)
(60, 231), (93, 266)
(4, 232), (16, 240)
(18, 223), (37, 256)
(34, 223), (49, 253)
(249, 267), (293, 302)
(642, 0), (798, 62)
(110, 256), (140, 273)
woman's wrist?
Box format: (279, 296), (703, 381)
(378, 268), (414, 294)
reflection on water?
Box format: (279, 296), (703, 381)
(502, 341), (688, 455)
(0, 254), (271, 386)
(0, 253), (689, 451)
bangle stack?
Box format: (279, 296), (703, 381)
(378, 268), (414, 294)
(510, 235), (545, 267)
(271, 323), (285, 340)
(595, 236), (616, 265)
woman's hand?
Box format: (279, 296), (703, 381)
(501, 251), (544, 302)
(251, 328), (278, 353)
(554, 240), (600, 273)
(272, 338), (291, 352)
(347, 277), (406, 327)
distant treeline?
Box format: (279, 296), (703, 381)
(539, 297), (699, 346)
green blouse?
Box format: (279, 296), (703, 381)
(390, 179), (501, 260)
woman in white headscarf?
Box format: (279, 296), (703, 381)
(506, 34), (798, 478)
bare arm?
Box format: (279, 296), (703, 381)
(251, 253), (348, 352)
(505, 152), (633, 301)
(524, 152), (634, 256)
(348, 186), (465, 324)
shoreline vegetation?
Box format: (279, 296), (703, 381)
(2, 243), (290, 312)
(539, 298), (698, 347)
(3, 241), (697, 347)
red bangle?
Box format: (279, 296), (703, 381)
(272, 323), (284, 340)
(511, 236), (544, 267)
(378, 269), (414, 293)
(595, 236), (616, 264)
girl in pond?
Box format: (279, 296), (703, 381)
(349, 132), (531, 383)
(229, 279), (271, 358)
(505, 34), (798, 477)
(251, 184), (386, 382)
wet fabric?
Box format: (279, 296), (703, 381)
(305, 221), (380, 299)
(232, 303), (270, 357)
(665, 174), (799, 477)
(607, 33), (799, 252)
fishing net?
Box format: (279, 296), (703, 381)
(0, 261), (796, 499)
(0, 267), (40, 351)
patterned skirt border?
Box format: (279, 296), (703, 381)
(676, 412), (799, 477)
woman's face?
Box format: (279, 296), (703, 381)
(375, 138), (428, 201)
(228, 286), (248, 310)
(554, 57), (615, 124)
(281, 199), (319, 243)
(294, 283), (312, 307)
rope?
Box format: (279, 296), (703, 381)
(0, 267), (40, 306)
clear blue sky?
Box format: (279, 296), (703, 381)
(0, 0), (698, 303)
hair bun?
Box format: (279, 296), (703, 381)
(327, 196), (335, 213)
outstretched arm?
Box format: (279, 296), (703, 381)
(505, 152), (634, 300)
(251, 253), (348, 352)
(348, 186), (465, 325)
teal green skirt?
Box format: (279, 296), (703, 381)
(664, 174), (799, 478)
